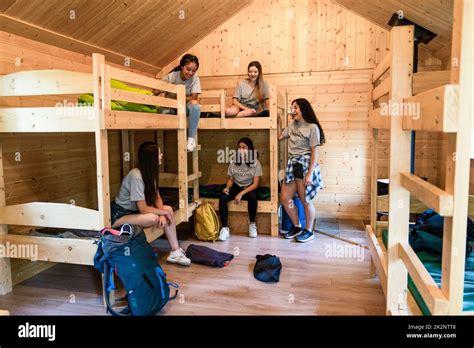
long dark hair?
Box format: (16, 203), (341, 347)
(235, 137), (256, 166)
(248, 61), (265, 104)
(292, 98), (326, 145)
(137, 141), (160, 207)
(170, 53), (200, 73)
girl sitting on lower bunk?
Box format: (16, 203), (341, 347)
(225, 61), (270, 117)
(218, 137), (262, 240)
(152, 54), (201, 152)
(279, 98), (325, 243)
(110, 141), (191, 266)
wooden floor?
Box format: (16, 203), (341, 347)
(0, 218), (387, 315)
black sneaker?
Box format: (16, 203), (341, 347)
(284, 225), (302, 239)
(296, 229), (315, 243)
(279, 228), (289, 236)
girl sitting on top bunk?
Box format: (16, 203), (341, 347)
(152, 54), (201, 152)
(110, 141), (191, 266)
(278, 98), (325, 243)
(218, 137), (262, 240)
(225, 61), (270, 117)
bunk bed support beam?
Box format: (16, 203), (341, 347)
(398, 242), (449, 314)
(441, 0), (472, 314)
(366, 225), (387, 295)
(0, 144), (12, 295)
(368, 73), (378, 277)
(93, 53), (111, 228)
(400, 173), (454, 216)
(402, 85), (459, 132)
(269, 84), (279, 236)
(176, 85), (189, 223)
(385, 25), (414, 315)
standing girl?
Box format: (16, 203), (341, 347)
(153, 54), (201, 151)
(111, 141), (191, 266)
(218, 138), (262, 240)
(279, 98), (325, 242)
(225, 61), (270, 117)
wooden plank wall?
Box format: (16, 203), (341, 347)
(159, 0), (441, 76)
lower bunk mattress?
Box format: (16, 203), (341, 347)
(382, 229), (474, 314)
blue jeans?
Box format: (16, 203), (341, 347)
(159, 103), (201, 139)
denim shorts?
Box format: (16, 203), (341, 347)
(293, 162), (304, 179)
(110, 201), (138, 226)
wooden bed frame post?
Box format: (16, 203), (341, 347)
(278, 90), (289, 236)
(93, 53), (111, 228)
(220, 89), (226, 128)
(121, 130), (130, 178)
(192, 133), (200, 207)
(269, 84), (279, 236)
(156, 130), (165, 172)
(385, 25), (414, 315)
(176, 85), (189, 222)
(368, 72), (378, 277)
(441, 0), (472, 314)
(369, 127), (379, 277)
(0, 144), (12, 295)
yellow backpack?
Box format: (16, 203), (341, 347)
(194, 202), (221, 242)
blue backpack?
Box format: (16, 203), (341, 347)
(93, 224), (178, 316)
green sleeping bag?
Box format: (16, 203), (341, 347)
(78, 79), (158, 113)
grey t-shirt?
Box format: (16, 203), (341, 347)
(233, 80), (270, 110)
(115, 168), (146, 211)
(227, 159), (263, 187)
(282, 120), (321, 157)
(162, 70), (201, 98)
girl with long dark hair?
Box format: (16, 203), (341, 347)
(153, 54), (202, 151)
(218, 137), (262, 240)
(279, 98), (325, 243)
(225, 61), (270, 117)
(111, 141), (191, 266)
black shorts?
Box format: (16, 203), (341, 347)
(110, 201), (138, 226)
(293, 163), (304, 179)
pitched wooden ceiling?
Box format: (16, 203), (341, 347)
(0, 0), (252, 74)
(334, 0), (454, 62)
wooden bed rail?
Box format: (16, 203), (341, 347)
(0, 69), (93, 96)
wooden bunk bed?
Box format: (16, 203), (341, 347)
(197, 86), (288, 236)
(0, 53), (201, 294)
(366, 0), (473, 315)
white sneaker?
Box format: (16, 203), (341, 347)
(186, 137), (196, 151)
(218, 227), (230, 241)
(167, 248), (191, 266)
(249, 223), (258, 238)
